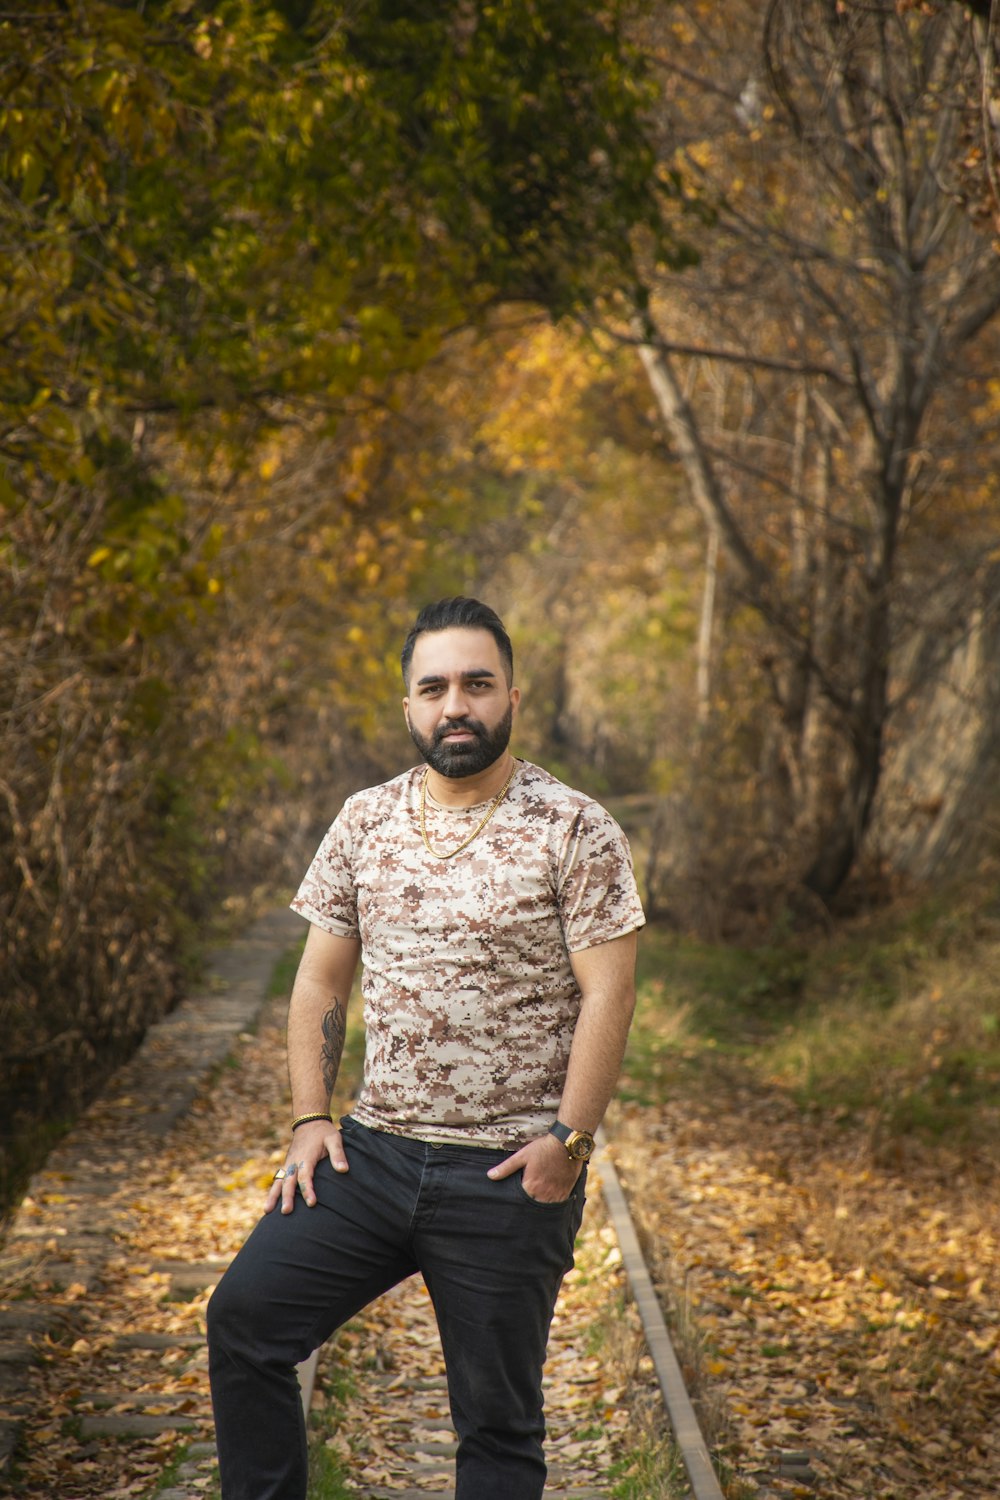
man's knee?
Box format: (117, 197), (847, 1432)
(206, 1269), (243, 1353)
(206, 1255), (275, 1359)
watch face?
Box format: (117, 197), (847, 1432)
(568, 1133), (595, 1160)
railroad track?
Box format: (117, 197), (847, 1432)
(0, 910), (728, 1500)
(595, 1134), (724, 1500)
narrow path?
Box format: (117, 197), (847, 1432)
(0, 911), (646, 1500)
(311, 1209), (630, 1499)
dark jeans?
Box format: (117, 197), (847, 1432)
(207, 1116), (586, 1500)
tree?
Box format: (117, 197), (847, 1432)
(0, 0), (679, 1192)
(624, 0), (1000, 903)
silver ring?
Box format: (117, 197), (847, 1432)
(273, 1168), (288, 1181)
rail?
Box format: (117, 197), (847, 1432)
(596, 1127), (726, 1500)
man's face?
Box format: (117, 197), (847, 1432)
(403, 627), (519, 779)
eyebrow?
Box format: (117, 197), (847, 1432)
(415, 668), (498, 686)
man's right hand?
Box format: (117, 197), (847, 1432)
(264, 1120), (349, 1215)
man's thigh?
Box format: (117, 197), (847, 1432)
(416, 1155), (587, 1389)
(209, 1140), (420, 1364)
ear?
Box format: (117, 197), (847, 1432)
(509, 686), (521, 715)
(402, 696), (410, 728)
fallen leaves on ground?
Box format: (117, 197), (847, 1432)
(607, 1081), (1000, 1499)
(10, 985), (995, 1500)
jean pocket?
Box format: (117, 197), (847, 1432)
(513, 1170), (584, 1209)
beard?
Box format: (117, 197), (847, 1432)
(408, 704), (514, 779)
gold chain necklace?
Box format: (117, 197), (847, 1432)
(419, 759), (518, 860)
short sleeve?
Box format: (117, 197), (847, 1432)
(290, 807), (359, 938)
(556, 805), (646, 953)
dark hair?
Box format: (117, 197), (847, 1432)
(401, 597), (514, 687)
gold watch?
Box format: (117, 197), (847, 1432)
(548, 1120), (596, 1161)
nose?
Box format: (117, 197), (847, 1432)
(442, 683), (472, 719)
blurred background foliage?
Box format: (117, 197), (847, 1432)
(3, 0), (1000, 1203)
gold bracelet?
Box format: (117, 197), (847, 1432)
(291, 1111), (332, 1130)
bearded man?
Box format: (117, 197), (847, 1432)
(207, 595), (645, 1500)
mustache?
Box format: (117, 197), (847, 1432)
(433, 717), (484, 744)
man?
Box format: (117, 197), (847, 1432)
(207, 596), (644, 1500)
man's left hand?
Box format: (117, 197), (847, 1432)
(487, 1131), (583, 1203)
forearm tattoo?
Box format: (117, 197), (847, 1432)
(321, 998), (346, 1099)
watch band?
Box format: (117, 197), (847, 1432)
(548, 1120), (596, 1161)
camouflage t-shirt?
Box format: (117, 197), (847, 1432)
(290, 760), (645, 1148)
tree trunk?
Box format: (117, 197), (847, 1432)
(633, 321), (773, 603)
(804, 581), (891, 899)
(696, 523), (719, 725)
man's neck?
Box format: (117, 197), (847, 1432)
(424, 753), (516, 809)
